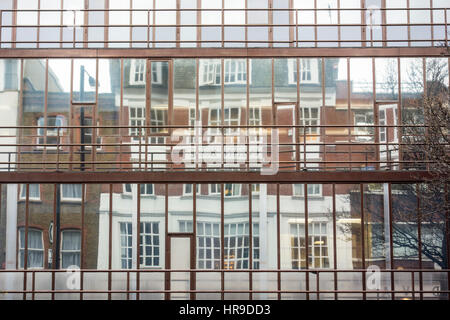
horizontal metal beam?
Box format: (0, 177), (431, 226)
(0, 47), (448, 58)
(0, 171), (435, 183)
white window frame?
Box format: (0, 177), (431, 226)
(183, 183), (200, 196)
(119, 222), (133, 269)
(37, 115), (65, 149)
(293, 184), (322, 197)
(18, 228), (44, 269)
(224, 59), (247, 85)
(129, 105), (146, 137)
(199, 60), (221, 86)
(196, 221), (221, 269)
(354, 111), (374, 141)
(151, 62), (163, 85)
(123, 183), (155, 196)
(83, 118), (102, 151)
(60, 229), (81, 269)
(20, 184), (41, 201)
(299, 59), (319, 84)
(224, 183), (241, 197)
(224, 222), (259, 270)
(139, 222), (160, 268)
(129, 59), (146, 85)
(290, 221), (329, 269)
(150, 108), (167, 133)
(60, 184), (83, 202)
(300, 107), (320, 135)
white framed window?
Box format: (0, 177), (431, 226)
(129, 105), (146, 137)
(130, 59), (146, 85)
(37, 115), (65, 147)
(379, 109), (387, 143)
(251, 184), (260, 194)
(183, 184), (200, 196)
(119, 221), (161, 269)
(209, 183), (221, 195)
(150, 108), (167, 133)
(224, 59), (247, 84)
(20, 184), (40, 201)
(199, 60), (221, 85)
(224, 183), (241, 197)
(83, 118), (102, 150)
(18, 228), (44, 269)
(224, 222), (259, 269)
(119, 222), (133, 269)
(354, 111), (374, 141)
(224, 107), (240, 135)
(60, 230), (81, 269)
(299, 59), (319, 84)
(151, 62), (163, 85)
(197, 222), (221, 269)
(123, 183), (154, 196)
(139, 222), (160, 267)
(61, 184), (82, 202)
(293, 184), (322, 197)
(300, 107), (320, 135)
(290, 222), (329, 269)
(288, 59), (298, 84)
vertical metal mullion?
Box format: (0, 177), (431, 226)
(245, 0), (248, 48)
(314, 0), (317, 48)
(152, 0), (155, 48)
(83, 0), (88, 48)
(12, 0), (17, 48)
(268, 0), (273, 48)
(59, 0), (63, 48)
(249, 184), (253, 300)
(347, 58), (351, 171)
(407, 0), (411, 47)
(220, 183), (224, 300)
(136, 184), (141, 300)
(289, 0), (294, 47)
(337, 0), (341, 48)
(197, 0), (201, 48)
(51, 184), (57, 300)
(108, 183), (112, 300)
(321, 58), (326, 170)
(80, 184), (85, 300)
(417, 183), (423, 300)
(332, 184), (337, 300)
(296, 58), (300, 171)
(69, 59), (74, 171)
(304, 183), (309, 300)
(43, 59), (49, 171)
(145, 59), (150, 171)
(381, 0), (387, 47)
(164, 184), (169, 300)
(17, 59), (24, 171)
(37, 0), (41, 48)
(221, 0), (224, 47)
(120, 58), (124, 171)
(246, 58), (249, 171)
(191, 183), (197, 300)
(373, 58), (380, 170)
(23, 184), (29, 300)
(129, 0), (132, 48)
(388, 183), (395, 299)
(360, 183), (366, 300)
(397, 57), (403, 170)
(195, 58), (199, 171)
(276, 184), (281, 300)
(221, 59), (224, 170)
(176, 0), (180, 48)
(104, 0), (109, 48)
(360, 0), (366, 47)
(429, 0), (434, 46)
(92, 58), (99, 171)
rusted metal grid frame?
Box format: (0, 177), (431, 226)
(0, 5), (448, 48)
(10, 179), (449, 300)
(0, 124), (444, 171)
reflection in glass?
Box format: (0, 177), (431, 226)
(247, 0), (269, 47)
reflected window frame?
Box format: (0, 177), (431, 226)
(60, 229), (82, 269)
(18, 227), (44, 270)
(19, 184), (41, 201)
